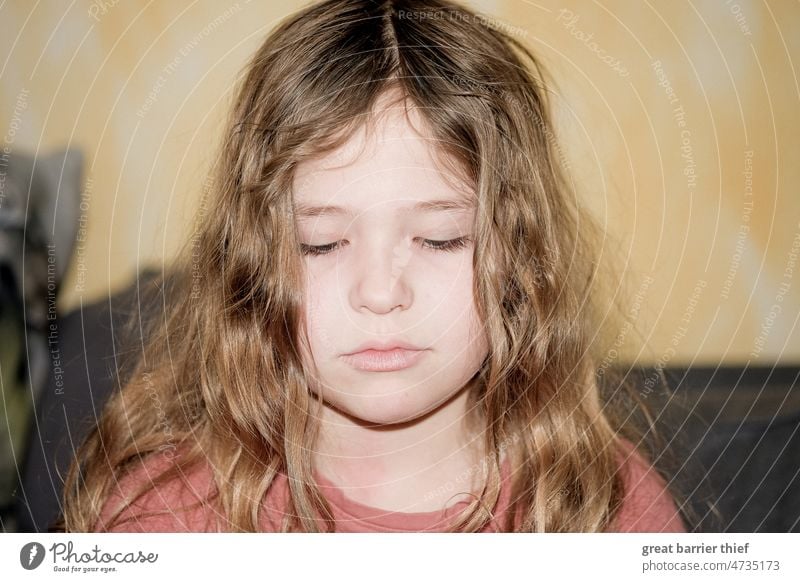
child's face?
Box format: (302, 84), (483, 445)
(293, 103), (489, 426)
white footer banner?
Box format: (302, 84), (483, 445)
(2, 533), (798, 581)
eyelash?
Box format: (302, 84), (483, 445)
(300, 237), (471, 257)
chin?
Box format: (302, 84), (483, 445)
(325, 390), (446, 427)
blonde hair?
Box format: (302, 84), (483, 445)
(57, 0), (678, 532)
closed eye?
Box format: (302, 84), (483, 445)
(300, 237), (471, 256)
(420, 237), (471, 253)
(300, 241), (340, 256)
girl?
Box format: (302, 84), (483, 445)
(57, 0), (686, 533)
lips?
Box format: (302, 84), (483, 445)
(343, 339), (424, 355)
(341, 347), (427, 372)
(341, 340), (427, 373)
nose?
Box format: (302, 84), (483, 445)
(348, 236), (414, 314)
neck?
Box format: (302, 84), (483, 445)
(311, 381), (487, 513)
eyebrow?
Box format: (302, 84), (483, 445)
(293, 198), (476, 218)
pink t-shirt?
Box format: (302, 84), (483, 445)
(94, 443), (685, 533)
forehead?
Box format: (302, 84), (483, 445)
(292, 103), (475, 219)
(293, 198), (475, 220)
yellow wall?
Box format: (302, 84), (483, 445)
(1, 0), (798, 365)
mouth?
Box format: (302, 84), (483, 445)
(340, 347), (427, 372)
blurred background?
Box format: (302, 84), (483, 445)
(0, 0), (798, 532)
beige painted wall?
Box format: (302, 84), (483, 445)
(1, 0), (798, 365)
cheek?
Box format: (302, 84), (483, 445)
(441, 254), (478, 315)
(303, 272), (338, 356)
(433, 265), (486, 348)
(451, 300), (487, 353)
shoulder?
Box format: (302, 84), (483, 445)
(93, 449), (292, 532)
(94, 450), (222, 533)
(610, 439), (686, 532)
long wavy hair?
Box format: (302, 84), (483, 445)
(57, 0), (683, 532)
